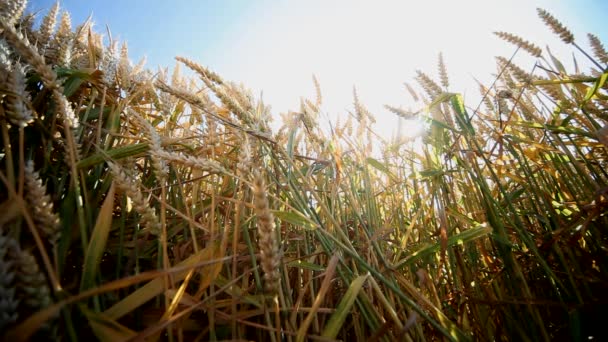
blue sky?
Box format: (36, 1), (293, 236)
(28, 1), (608, 137)
(28, 0), (259, 68)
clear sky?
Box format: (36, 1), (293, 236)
(28, 1), (608, 138)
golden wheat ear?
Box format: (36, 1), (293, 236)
(108, 162), (162, 236)
(24, 161), (61, 245)
(495, 56), (534, 84)
(0, 0), (27, 27)
(37, 1), (60, 48)
(537, 8), (574, 44)
(494, 31), (543, 57)
(251, 171), (280, 295)
(587, 33), (608, 65)
(438, 52), (449, 89)
(4, 62), (33, 127)
(415, 70), (443, 97)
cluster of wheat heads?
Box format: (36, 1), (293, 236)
(1, 0), (608, 340)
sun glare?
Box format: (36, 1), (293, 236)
(210, 0), (567, 144)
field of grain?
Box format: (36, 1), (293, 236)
(1, 1), (607, 340)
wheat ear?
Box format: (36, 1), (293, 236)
(0, 0), (27, 27)
(251, 171), (280, 294)
(537, 8), (574, 44)
(51, 11), (73, 66)
(24, 161), (61, 245)
(415, 70), (443, 97)
(494, 31), (542, 57)
(587, 34), (608, 65)
(438, 52), (449, 89)
(128, 109), (168, 180)
(36, 1), (59, 48)
(495, 56), (534, 84)
(0, 233), (19, 331)
(108, 162), (161, 235)
(4, 62), (33, 127)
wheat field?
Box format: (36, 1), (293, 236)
(1, 1), (607, 341)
